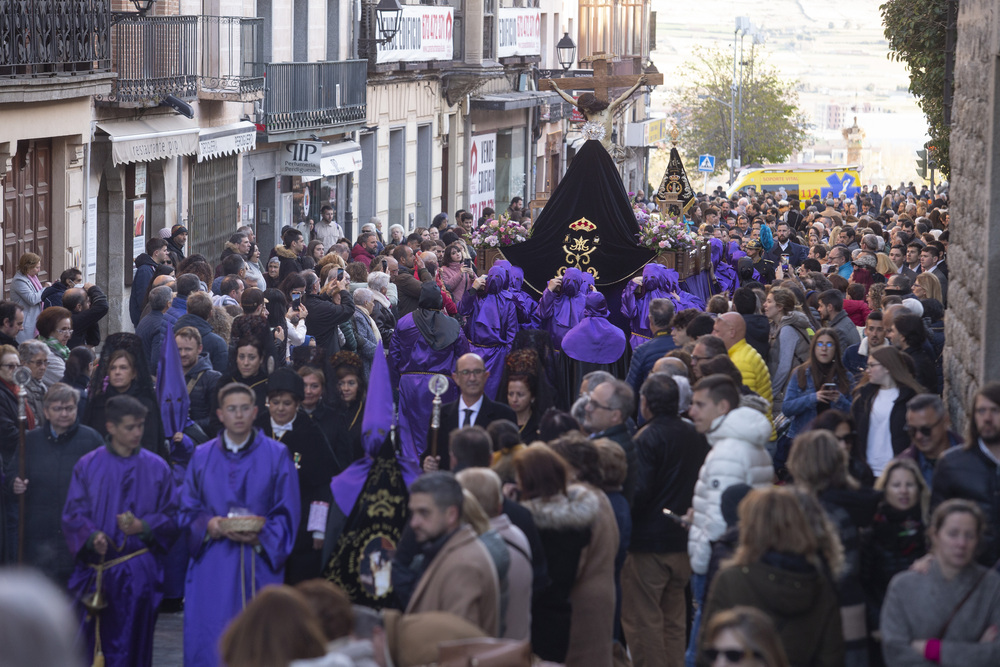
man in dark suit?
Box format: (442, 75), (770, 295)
(764, 221), (809, 268)
(424, 353), (516, 471)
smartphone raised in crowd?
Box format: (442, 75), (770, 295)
(337, 267), (345, 282)
(291, 294), (301, 310)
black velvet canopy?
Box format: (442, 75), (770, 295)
(502, 140), (656, 295)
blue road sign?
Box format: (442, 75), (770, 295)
(698, 155), (716, 172)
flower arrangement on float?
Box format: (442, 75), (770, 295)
(634, 210), (700, 252)
(469, 214), (530, 249)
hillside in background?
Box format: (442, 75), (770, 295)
(648, 0), (931, 187)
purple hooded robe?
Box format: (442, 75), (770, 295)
(494, 260), (540, 329)
(459, 265), (519, 400)
(178, 430), (301, 667)
(710, 238), (739, 295)
(562, 292), (627, 364)
(62, 445), (179, 667)
(388, 308), (470, 461)
(538, 267), (589, 350)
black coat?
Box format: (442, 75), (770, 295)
(932, 446), (1000, 566)
(184, 353), (221, 431)
(903, 344), (939, 394)
(851, 384), (915, 460)
(83, 382), (167, 458)
(765, 241), (809, 268)
(371, 299), (396, 346)
(303, 290), (355, 356)
(630, 415), (709, 553)
(256, 408), (341, 584)
(3, 422), (102, 585)
(427, 395), (516, 470)
(68, 285), (109, 349)
(742, 313), (771, 362)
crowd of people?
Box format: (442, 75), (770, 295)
(3, 182), (1000, 667)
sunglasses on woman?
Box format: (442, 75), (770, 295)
(703, 648), (765, 663)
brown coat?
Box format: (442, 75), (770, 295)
(565, 486), (619, 667)
(406, 525), (501, 637)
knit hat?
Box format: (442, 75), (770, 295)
(267, 367), (304, 401)
(157, 227), (172, 239)
(171, 224), (188, 238)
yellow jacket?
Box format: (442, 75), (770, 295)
(728, 339), (774, 436)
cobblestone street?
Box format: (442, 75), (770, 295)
(152, 611), (183, 666)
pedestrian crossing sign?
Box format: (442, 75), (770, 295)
(698, 155), (715, 172)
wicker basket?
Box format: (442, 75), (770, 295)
(220, 516), (266, 533)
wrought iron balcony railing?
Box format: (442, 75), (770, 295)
(0, 0), (112, 77)
(260, 60), (368, 134)
(107, 12), (198, 105)
(102, 13), (264, 106)
(198, 15), (264, 101)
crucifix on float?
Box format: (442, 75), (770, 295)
(541, 53), (663, 156)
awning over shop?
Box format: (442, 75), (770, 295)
(320, 141), (363, 176)
(96, 116), (200, 166)
(197, 121), (257, 162)
(470, 90), (562, 111)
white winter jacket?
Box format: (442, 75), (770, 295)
(688, 406), (774, 574)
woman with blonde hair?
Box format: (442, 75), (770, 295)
(700, 487), (845, 666)
(10, 252), (44, 343)
(788, 430), (880, 667)
(701, 606), (791, 667)
(913, 271), (943, 303)
(863, 457), (929, 655)
(875, 252), (897, 278)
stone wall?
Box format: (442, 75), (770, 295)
(943, 0), (1000, 427)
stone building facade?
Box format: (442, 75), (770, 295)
(943, 0), (1000, 424)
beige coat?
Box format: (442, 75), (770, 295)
(490, 514), (533, 641)
(565, 486), (619, 667)
(405, 525), (501, 637)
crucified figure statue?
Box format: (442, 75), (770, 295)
(549, 74), (648, 154)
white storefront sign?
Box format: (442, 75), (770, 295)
(468, 133), (496, 221)
(280, 141), (323, 177)
(376, 6), (453, 64)
(497, 8), (541, 58)
(198, 121), (257, 162)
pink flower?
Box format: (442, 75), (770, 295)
(658, 240), (668, 248)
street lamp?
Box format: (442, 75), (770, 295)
(130, 0), (157, 14)
(374, 0), (404, 44)
(557, 33), (576, 73)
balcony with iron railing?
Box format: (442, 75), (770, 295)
(258, 60), (368, 137)
(100, 13), (263, 106)
(0, 0), (115, 101)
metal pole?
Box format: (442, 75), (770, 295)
(729, 26), (737, 185)
(737, 33), (745, 168)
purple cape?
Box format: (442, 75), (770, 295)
(156, 321), (189, 437)
(178, 431), (301, 667)
(459, 265), (519, 400)
(538, 267), (589, 350)
(388, 314), (470, 459)
(62, 446), (179, 667)
(331, 341), (418, 516)
(710, 238), (739, 295)
(494, 260), (540, 329)
(561, 292), (626, 364)
(620, 263), (677, 350)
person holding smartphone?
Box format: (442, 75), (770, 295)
(301, 269), (354, 356)
(439, 241), (476, 303)
(776, 328), (855, 475)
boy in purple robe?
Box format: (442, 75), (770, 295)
(494, 260), (540, 329)
(62, 394), (179, 667)
(561, 292), (628, 399)
(538, 267), (589, 351)
(388, 282), (469, 461)
(458, 265), (519, 400)
(178, 382), (301, 667)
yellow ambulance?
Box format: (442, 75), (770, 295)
(725, 164), (863, 207)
